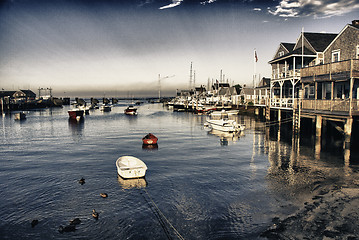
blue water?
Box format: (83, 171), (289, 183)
(0, 102), (356, 239)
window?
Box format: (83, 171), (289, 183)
(357, 45), (359, 59)
(332, 50), (340, 62)
(279, 51), (284, 57)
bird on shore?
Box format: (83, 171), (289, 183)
(100, 193), (108, 198)
(92, 209), (99, 220)
(78, 177), (85, 185)
(31, 219), (38, 228)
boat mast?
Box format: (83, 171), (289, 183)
(189, 62), (193, 90)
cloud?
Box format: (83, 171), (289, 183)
(268, 0), (359, 18)
(200, 0), (216, 5)
(159, 0), (183, 9)
(253, 8), (262, 11)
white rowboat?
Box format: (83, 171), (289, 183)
(116, 156), (147, 179)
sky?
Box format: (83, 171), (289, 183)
(1, 0), (359, 97)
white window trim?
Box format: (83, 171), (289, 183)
(356, 45), (359, 59)
(332, 49), (340, 62)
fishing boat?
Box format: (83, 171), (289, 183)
(100, 104), (111, 112)
(68, 108), (84, 121)
(124, 106), (137, 115)
(14, 112), (26, 120)
(116, 156), (147, 179)
(142, 133), (158, 145)
(206, 118), (245, 133)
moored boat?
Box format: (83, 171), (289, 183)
(142, 133), (158, 145)
(14, 112), (26, 120)
(100, 104), (111, 112)
(116, 156), (147, 179)
(206, 118), (245, 133)
(68, 108), (84, 121)
(124, 106), (137, 115)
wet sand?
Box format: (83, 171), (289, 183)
(261, 178), (359, 239)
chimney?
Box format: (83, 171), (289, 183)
(352, 20), (359, 26)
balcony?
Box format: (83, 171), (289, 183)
(298, 99), (359, 116)
(272, 69), (301, 80)
(301, 59), (359, 80)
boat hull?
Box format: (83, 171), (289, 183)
(206, 119), (243, 133)
(124, 106), (137, 115)
(100, 105), (111, 112)
(142, 133), (158, 145)
(124, 110), (137, 115)
(15, 112), (26, 120)
(116, 156), (147, 179)
(68, 109), (84, 120)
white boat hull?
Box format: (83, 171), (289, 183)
(206, 119), (244, 133)
(116, 156), (147, 179)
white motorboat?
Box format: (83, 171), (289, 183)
(116, 156), (147, 179)
(209, 109), (238, 117)
(206, 118), (245, 133)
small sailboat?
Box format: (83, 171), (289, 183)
(142, 133), (158, 145)
(116, 156), (147, 179)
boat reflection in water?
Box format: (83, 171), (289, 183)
(208, 129), (244, 146)
(117, 176), (147, 189)
(142, 143), (158, 150)
(68, 118), (84, 142)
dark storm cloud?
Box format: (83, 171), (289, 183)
(269, 0), (359, 18)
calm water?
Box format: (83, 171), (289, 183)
(1, 102), (358, 239)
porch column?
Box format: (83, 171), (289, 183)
(278, 109), (281, 122)
(316, 115), (322, 137)
(343, 118), (353, 149)
(279, 81), (284, 108)
(285, 61), (287, 78)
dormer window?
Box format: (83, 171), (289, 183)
(332, 50), (340, 62)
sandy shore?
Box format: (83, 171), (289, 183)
(261, 179), (359, 239)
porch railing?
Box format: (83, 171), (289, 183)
(270, 98), (293, 108)
(301, 59), (359, 78)
(272, 69), (301, 80)
(300, 99), (359, 113)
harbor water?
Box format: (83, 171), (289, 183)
(1, 102), (358, 239)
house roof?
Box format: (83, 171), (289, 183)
(268, 46), (316, 63)
(0, 91), (16, 97)
(241, 88), (255, 95)
(302, 32), (337, 52)
(282, 43), (295, 52)
(323, 23), (359, 53)
(19, 89), (36, 96)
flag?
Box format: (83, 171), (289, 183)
(255, 50), (258, 62)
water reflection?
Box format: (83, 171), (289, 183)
(68, 118), (84, 141)
(117, 176), (147, 189)
(142, 143), (158, 150)
(208, 129), (244, 146)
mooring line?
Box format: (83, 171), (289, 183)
(142, 188), (185, 240)
(141, 189), (173, 240)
